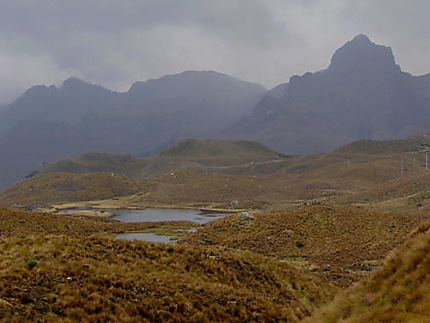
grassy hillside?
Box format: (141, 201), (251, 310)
(35, 153), (148, 178)
(0, 207), (196, 238)
(153, 139), (284, 165)
(181, 204), (430, 285)
(332, 138), (424, 155)
(140, 139), (292, 177)
(3, 136), (430, 321)
(0, 173), (142, 208)
(305, 220), (430, 322)
(125, 171), (305, 210)
(340, 171), (430, 212)
(0, 207), (338, 322)
(4, 134), (430, 212)
(32, 139), (292, 180)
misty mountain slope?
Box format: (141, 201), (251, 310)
(0, 78), (119, 136)
(228, 35), (430, 155)
(0, 71), (266, 188)
(127, 71), (265, 135)
(0, 121), (88, 188)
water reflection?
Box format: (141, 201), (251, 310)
(114, 208), (231, 243)
(111, 208), (229, 224)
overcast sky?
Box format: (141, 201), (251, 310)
(0, 0), (429, 104)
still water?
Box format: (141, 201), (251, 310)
(114, 208), (230, 243)
(111, 208), (229, 224)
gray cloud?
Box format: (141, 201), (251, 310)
(0, 0), (429, 103)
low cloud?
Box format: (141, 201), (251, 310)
(0, 0), (429, 103)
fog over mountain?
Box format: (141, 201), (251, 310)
(2, 35), (430, 188)
(0, 71), (265, 188)
(227, 35), (430, 154)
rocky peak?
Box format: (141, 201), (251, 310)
(328, 34), (401, 75)
(61, 77), (112, 97)
(22, 84), (57, 98)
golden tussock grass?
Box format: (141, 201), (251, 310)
(0, 207), (194, 238)
(0, 235), (337, 322)
(0, 172), (142, 208)
(0, 207), (338, 322)
(304, 221), (430, 322)
(181, 204), (430, 286)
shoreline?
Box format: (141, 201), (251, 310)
(49, 203), (243, 219)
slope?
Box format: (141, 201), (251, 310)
(304, 221), (430, 322)
(5, 133), (430, 212)
(33, 139), (293, 179)
(0, 71), (266, 188)
(181, 204), (430, 285)
(228, 35), (430, 155)
(0, 173), (142, 208)
(0, 207), (338, 322)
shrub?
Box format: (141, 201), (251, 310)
(296, 241), (305, 248)
(27, 259), (38, 269)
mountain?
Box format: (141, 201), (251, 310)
(0, 72), (266, 188)
(228, 35), (430, 154)
(4, 35), (430, 187)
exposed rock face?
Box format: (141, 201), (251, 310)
(228, 35), (430, 155)
(328, 34), (400, 75)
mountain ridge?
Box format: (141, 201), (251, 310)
(3, 35), (430, 187)
(0, 71), (266, 188)
(228, 35), (430, 154)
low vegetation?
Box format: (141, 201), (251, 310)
(3, 136), (430, 321)
(305, 221), (430, 322)
(0, 207), (196, 238)
(4, 136), (430, 212)
(182, 204), (430, 286)
(0, 173), (142, 208)
(34, 139), (293, 179)
(0, 208), (338, 322)
(34, 152), (147, 178)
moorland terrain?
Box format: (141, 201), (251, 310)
(3, 34), (430, 322)
(2, 134), (430, 322)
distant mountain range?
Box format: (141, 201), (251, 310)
(2, 34), (430, 188)
(0, 71), (265, 187)
(228, 34), (430, 154)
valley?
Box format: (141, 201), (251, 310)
(3, 33), (430, 322)
(2, 135), (430, 321)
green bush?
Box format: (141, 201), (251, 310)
(295, 241), (305, 248)
(27, 259), (37, 269)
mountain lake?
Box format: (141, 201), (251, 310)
(112, 208), (231, 243)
